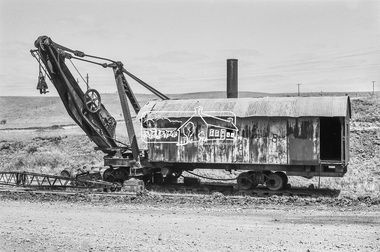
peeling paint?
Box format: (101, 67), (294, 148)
(140, 99), (349, 167)
(287, 118), (319, 165)
(145, 116), (320, 165)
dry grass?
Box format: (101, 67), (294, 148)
(0, 131), (103, 175)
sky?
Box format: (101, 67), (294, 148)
(0, 0), (379, 96)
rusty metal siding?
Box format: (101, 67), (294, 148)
(140, 96), (350, 166)
(245, 119), (269, 164)
(268, 119), (287, 164)
(144, 116), (318, 165)
(287, 118), (319, 165)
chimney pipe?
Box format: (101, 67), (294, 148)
(227, 59), (238, 98)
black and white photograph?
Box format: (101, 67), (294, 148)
(0, 0), (379, 251)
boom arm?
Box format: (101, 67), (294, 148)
(31, 36), (169, 161)
(32, 36), (118, 151)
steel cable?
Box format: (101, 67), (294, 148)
(184, 170), (237, 181)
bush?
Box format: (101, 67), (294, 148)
(27, 146), (38, 154)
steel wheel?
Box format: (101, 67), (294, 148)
(84, 89), (101, 113)
(237, 172), (253, 190)
(103, 168), (115, 182)
(266, 173), (285, 191)
(275, 171), (288, 187)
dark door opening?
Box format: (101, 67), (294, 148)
(320, 117), (342, 161)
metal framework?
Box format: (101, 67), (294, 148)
(0, 172), (121, 190)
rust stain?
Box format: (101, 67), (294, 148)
(141, 100), (346, 166)
(146, 117), (298, 165)
(287, 118), (319, 165)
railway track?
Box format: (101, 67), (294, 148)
(0, 171), (340, 199)
(0, 184), (341, 206)
(146, 183), (341, 198)
(3, 183), (372, 210)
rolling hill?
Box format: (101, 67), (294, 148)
(0, 91), (376, 129)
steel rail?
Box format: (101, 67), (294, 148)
(0, 172), (339, 198)
(0, 182), (340, 199)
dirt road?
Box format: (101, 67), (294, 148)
(0, 198), (379, 252)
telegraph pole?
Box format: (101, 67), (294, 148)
(373, 81), (376, 95)
(297, 84), (301, 96)
(86, 73), (89, 90)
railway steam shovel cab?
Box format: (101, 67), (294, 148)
(139, 97), (351, 191)
(31, 36), (351, 191)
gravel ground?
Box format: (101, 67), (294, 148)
(0, 192), (379, 252)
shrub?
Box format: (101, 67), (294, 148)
(27, 146), (38, 154)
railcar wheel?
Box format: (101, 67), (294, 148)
(103, 168), (115, 182)
(275, 171), (288, 187)
(266, 173), (285, 191)
(237, 172), (253, 190)
(153, 173), (164, 184)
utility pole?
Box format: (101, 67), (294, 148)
(86, 73), (89, 89)
(297, 84), (301, 96)
(373, 81), (376, 95)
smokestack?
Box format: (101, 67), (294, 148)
(227, 59), (238, 98)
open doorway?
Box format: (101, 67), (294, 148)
(320, 117), (342, 161)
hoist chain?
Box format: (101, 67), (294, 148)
(30, 50), (52, 83)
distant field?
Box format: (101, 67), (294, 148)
(0, 91), (375, 129)
(1, 92), (269, 129)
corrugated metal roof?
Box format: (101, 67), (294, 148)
(138, 96), (351, 119)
